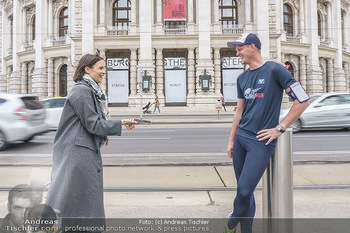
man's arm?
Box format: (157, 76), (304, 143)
(257, 87), (310, 145)
(227, 98), (245, 158)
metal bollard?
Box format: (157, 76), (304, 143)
(262, 128), (293, 233)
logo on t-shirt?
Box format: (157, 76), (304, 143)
(244, 88), (263, 99)
(258, 79), (265, 85)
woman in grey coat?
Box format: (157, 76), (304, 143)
(45, 54), (136, 230)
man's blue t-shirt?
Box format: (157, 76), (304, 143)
(236, 61), (296, 144)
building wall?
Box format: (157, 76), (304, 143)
(0, 0), (349, 107)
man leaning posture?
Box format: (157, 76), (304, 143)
(224, 33), (310, 233)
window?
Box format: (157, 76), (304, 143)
(283, 4), (293, 36)
(317, 12), (322, 37)
(59, 7), (68, 38)
(219, 0), (238, 28)
(285, 62), (294, 78)
(59, 65), (68, 97)
(32, 16), (36, 41)
(320, 96), (342, 106)
(113, 0), (131, 30)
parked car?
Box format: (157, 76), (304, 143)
(0, 93), (49, 151)
(280, 92), (350, 132)
(41, 97), (67, 130)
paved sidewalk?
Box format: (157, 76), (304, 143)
(0, 163), (349, 218)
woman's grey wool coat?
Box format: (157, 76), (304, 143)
(46, 80), (122, 219)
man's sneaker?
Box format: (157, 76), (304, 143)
(224, 212), (236, 233)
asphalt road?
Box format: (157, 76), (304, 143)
(0, 124), (349, 164)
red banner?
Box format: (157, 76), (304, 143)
(163, 0), (187, 20)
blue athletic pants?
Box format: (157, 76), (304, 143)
(227, 134), (276, 233)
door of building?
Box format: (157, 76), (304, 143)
(164, 57), (187, 105)
(59, 64), (67, 97)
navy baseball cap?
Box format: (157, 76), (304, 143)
(227, 33), (261, 50)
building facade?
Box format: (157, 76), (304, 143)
(0, 0), (350, 107)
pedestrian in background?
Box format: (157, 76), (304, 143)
(224, 33), (309, 233)
(45, 54), (137, 230)
(153, 94), (160, 113)
(221, 94), (227, 111)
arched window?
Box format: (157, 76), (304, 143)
(113, 0), (131, 29)
(285, 62), (294, 78)
(32, 16), (36, 41)
(317, 12), (322, 37)
(283, 4), (293, 36)
(59, 65), (68, 97)
(219, 0), (238, 28)
(59, 7), (68, 38)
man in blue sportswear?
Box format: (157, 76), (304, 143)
(224, 33), (310, 233)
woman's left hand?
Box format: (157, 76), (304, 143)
(122, 118), (137, 131)
(105, 136), (109, 146)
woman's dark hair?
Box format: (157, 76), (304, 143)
(73, 53), (103, 82)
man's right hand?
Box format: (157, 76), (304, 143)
(227, 143), (234, 158)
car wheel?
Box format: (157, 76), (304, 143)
(291, 119), (302, 133)
(0, 131), (8, 151)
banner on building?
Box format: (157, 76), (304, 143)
(107, 58), (129, 104)
(164, 57), (187, 103)
(163, 0), (187, 20)
(164, 57), (186, 70)
(106, 58), (129, 70)
(107, 70), (129, 104)
(222, 57), (244, 69)
(222, 57), (244, 102)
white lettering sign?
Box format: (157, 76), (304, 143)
(222, 57), (244, 69)
(222, 69), (244, 102)
(165, 70), (187, 103)
(164, 58), (186, 70)
(106, 58), (129, 70)
(107, 70), (129, 103)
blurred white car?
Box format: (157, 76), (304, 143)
(0, 93), (49, 151)
(41, 97), (67, 129)
(280, 92), (350, 132)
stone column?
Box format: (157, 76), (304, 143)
(21, 7), (27, 49)
(21, 62), (28, 94)
(327, 59), (334, 92)
(32, 0), (48, 98)
(326, 3), (333, 43)
(9, 0), (22, 94)
(97, 0), (106, 34)
(196, 0), (214, 96)
(256, 0), (269, 58)
(299, 0), (305, 36)
(130, 48), (138, 96)
(188, 0), (195, 33)
(305, 0), (322, 94)
(138, 0), (155, 95)
(99, 49), (107, 95)
(155, 0), (163, 34)
(67, 61), (75, 95)
(213, 48), (221, 95)
(333, 0), (346, 92)
(155, 49), (164, 97)
(130, 0), (137, 34)
(82, 0), (94, 54)
(344, 63), (350, 91)
(187, 48), (196, 105)
(244, 0), (253, 31)
(299, 55), (307, 90)
(47, 58), (54, 97)
(213, 0), (220, 34)
(46, 0), (53, 46)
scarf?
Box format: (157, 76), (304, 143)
(82, 74), (109, 146)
